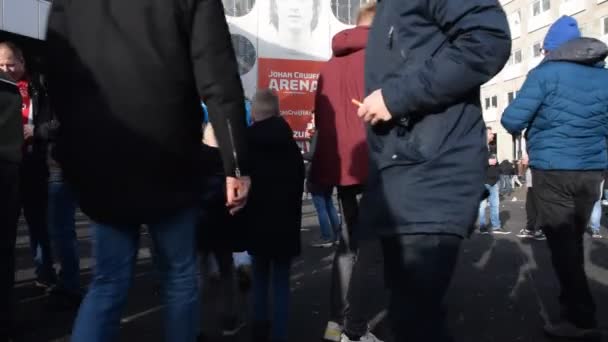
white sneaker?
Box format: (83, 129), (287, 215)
(340, 332), (384, 342)
(323, 321), (343, 342)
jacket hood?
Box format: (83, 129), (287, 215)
(544, 37), (608, 67)
(332, 26), (370, 57)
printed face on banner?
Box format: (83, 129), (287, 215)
(260, 0), (329, 61)
(276, 0), (315, 34)
(258, 58), (324, 140)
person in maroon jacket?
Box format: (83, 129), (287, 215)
(312, 4), (382, 342)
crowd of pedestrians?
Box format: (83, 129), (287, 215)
(1, 0), (607, 342)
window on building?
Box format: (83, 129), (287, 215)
(507, 49), (523, 66)
(485, 95), (498, 109)
(532, 0), (551, 16)
(509, 10), (522, 26)
(603, 17), (608, 35)
(331, 0), (370, 25)
(532, 42), (542, 57)
(507, 92), (516, 104)
(514, 49), (523, 64)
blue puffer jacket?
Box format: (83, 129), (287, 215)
(502, 38), (608, 171)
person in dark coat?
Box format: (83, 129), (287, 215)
(354, 0), (511, 341)
(0, 42), (57, 288)
(45, 1), (251, 341)
(502, 16), (608, 339)
(244, 89), (304, 342)
(0, 70), (23, 342)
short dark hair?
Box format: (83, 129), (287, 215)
(0, 41), (25, 63)
(270, 0), (321, 32)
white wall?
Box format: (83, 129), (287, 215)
(1, 0), (50, 40)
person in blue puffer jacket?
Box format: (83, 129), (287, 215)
(501, 15), (608, 339)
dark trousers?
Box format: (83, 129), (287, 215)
(532, 170), (602, 329)
(330, 184), (382, 337)
(0, 161), (21, 340)
(20, 156), (55, 282)
(382, 234), (461, 342)
(525, 187), (538, 231)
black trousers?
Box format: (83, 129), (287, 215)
(0, 161), (21, 340)
(19, 155), (55, 282)
(382, 234), (462, 342)
(532, 170), (602, 329)
(330, 184), (384, 337)
(526, 187), (538, 231)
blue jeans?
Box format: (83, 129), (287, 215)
(233, 251), (251, 267)
(589, 186), (606, 232)
(479, 183), (501, 229)
(253, 256), (291, 341)
(311, 190), (341, 241)
(71, 208), (199, 342)
(48, 177), (80, 292)
(590, 201), (601, 232)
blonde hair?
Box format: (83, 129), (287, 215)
(357, 1), (377, 25)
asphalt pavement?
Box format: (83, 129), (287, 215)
(11, 187), (608, 342)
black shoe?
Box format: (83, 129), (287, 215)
(544, 321), (600, 339)
(479, 227), (490, 234)
(221, 316), (245, 337)
(491, 227), (511, 235)
(516, 229), (534, 238)
(532, 230), (547, 241)
(34, 278), (56, 290)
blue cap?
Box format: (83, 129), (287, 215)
(543, 16), (581, 52)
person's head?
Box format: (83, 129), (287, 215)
(486, 127), (494, 143)
(270, 0), (320, 34)
(252, 89), (280, 122)
(489, 154), (498, 166)
(356, 2), (376, 27)
(543, 16), (581, 53)
(0, 42), (26, 81)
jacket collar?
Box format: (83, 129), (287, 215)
(542, 37), (608, 67)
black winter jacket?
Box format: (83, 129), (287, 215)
(46, 0), (249, 224)
(0, 72), (22, 164)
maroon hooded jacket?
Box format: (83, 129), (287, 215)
(311, 26), (369, 187)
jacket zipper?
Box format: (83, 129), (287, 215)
(226, 120), (241, 177)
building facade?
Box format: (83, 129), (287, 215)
(483, 0), (608, 162)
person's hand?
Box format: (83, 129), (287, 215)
(23, 124), (34, 141)
(357, 89), (393, 125)
(226, 176), (251, 215)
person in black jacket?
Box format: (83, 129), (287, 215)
(354, 0), (511, 340)
(479, 154), (509, 235)
(45, 1), (251, 341)
(0, 70), (23, 342)
(244, 89), (304, 342)
(0, 42), (57, 288)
